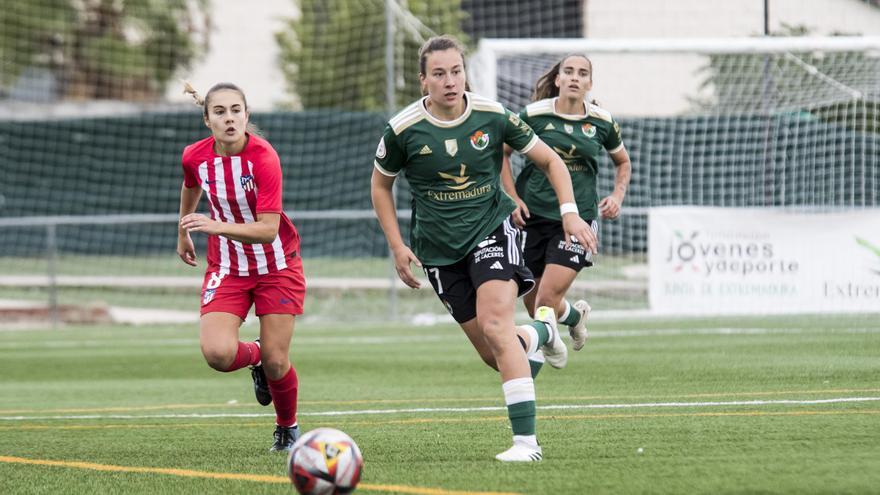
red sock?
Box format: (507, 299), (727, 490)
(268, 365), (299, 427)
(223, 341), (261, 372)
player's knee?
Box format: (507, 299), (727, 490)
(261, 352), (290, 379)
(201, 345), (234, 371)
(535, 292), (564, 311)
(477, 314), (505, 341)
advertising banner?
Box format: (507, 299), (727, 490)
(649, 207), (880, 315)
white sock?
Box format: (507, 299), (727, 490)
(559, 300), (572, 323)
(513, 434), (539, 448)
(502, 377), (535, 405)
(517, 325), (540, 356)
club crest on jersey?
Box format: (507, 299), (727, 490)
(470, 130), (489, 150)
(445, 139), (458, 157)
(376, 137), (387, 159)
(582, 123), (597, 138)
(240, 174), (255, 192)
(564, 124), (574, 134)
(202, 288), (216, 305)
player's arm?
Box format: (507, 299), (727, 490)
(501, 144), (529, 227)
(180, 147), (285, 245)
(179, 211), (280, 245)
(598, 147), (632, 220)
(177, 183), (202, 266)
(524, 140), (597, 254)
(370, 169), (421, 288)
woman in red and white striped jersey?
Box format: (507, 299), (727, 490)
(177, 82), (305, 453)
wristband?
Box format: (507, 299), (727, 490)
(559, 202), (579, 216)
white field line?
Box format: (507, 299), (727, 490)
(0, 335), (454, 349)
(0, 326), (878, 349)
(593, 327), (880, 337)
(1, 397), (877, 422)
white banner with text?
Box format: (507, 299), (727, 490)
(649, 207), (880, 315)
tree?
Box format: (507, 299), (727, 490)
(276, 0), (466, 111)
(0, 0), (207, 101)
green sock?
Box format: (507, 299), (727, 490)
(507, 400), (537, 436)
(528, 321), (550, 347)
(528, 358), (544, 379)
(559, 300), (580, 326)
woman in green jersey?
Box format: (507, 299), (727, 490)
(371, 36), (597, 462)
(502, 54), (632, 354)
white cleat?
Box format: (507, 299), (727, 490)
(495, 442), (543, 462)
(569, 299), (592, 351)
(535, 306), (567, 369)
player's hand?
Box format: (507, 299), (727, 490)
(392, 245), (422, 289)
(511, 197), (530, 228)
(177, 233), (198, 267)
(561, 213), (598, 255)
(598, 194), (623, 220)
(180, 213), (222, 235)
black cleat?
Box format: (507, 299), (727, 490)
(269, 424), (300, 452)
(251, 365), (272, 406)
(250, 339), (272, 406)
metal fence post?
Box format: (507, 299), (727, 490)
(385, 0), (399, 321)
(46, 222), (59, 328)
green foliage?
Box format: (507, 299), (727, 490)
(0, 0), (75, 89)
(276, 0), (466, 111)
(0, 0), (206, 100)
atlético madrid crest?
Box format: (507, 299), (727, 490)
(240, 174), (255, 192)
(470, 130), (489, 150)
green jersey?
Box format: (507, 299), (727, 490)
(374, 92), (539, 265)
(515, 98), (623, 221)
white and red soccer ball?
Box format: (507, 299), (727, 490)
(287, 428), (363, 495)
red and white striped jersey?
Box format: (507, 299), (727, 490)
(181, 134), (300, 276)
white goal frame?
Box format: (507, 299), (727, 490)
(469, 36), (880, 102)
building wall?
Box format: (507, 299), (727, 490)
(583, 0), (880, 116)
(587, 0), (880, 38)
(165, 0), (298, 111)
(167, 1), (880, 113)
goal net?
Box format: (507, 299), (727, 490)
(469, 36), (880, 315)
(0, 0), (457, 326)
(1, 0), (878, 324)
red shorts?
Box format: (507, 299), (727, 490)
(200, 256), (306, 320)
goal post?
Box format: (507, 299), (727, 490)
(469, 35), (880, 109)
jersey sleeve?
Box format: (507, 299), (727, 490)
(254, 147), (284, 214)
(503, 109), (539, 154)
(181, 147), (199, 188)
(605, 119), (624, 153)
(373, 124), (406, 176)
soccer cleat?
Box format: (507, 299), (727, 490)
(250, 339), (272, 406)
(569, 299), (592, 351)
(269, 424), (300, 452)
(535, 306), (567, 369)
(495, 442), (543, 462)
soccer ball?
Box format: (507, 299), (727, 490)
(287, 428), (363, 495)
